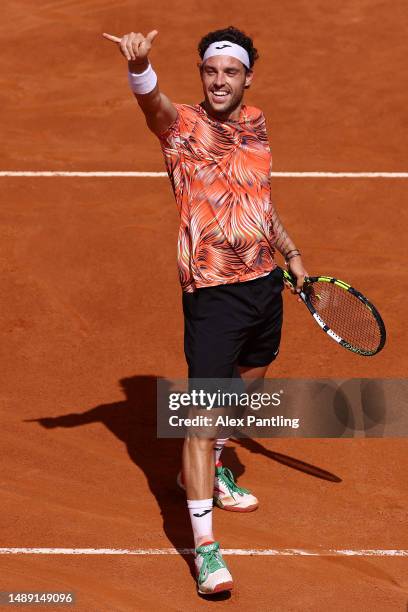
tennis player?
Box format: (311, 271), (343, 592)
(103, 25), (308, 596)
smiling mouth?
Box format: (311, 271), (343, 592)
(211, 90), (231, 102)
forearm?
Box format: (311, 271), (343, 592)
(103, 30), (159, 111)
(128, 59), (160, 110)
(269, 207), (299, 259)
(269, 204), (308, 291)
(128, 59), (177, 133)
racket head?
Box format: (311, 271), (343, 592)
(283, 270), (386, 356)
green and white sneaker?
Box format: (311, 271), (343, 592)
(195, 541), (233, 595)
(213, 463), (258, 512)
(177, 463), (258, 512)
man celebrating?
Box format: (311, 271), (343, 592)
(103, 25), (307, 596)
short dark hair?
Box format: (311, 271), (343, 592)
(198, 26), (259, 69)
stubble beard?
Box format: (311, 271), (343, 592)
(203, 88), (244, 121)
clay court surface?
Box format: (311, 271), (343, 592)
(1, 1), (408, 610)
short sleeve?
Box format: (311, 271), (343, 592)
(158, 104), (199, 152)
(157, 109), (181, 149)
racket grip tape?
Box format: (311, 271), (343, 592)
(282, 268), (310, 292)
(282, 268), (297, 287)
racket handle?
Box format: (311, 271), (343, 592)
(282, 268), (310, 294)
(282, 268), (297, 288)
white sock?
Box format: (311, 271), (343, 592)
(187, 498), (214, 548)
(214, 438), (229, 465)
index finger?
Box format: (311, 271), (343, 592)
(102, 33), (122, 43)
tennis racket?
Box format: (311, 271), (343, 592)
(283, 270), (386, 356)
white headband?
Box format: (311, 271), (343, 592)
(202, 41), (250, 69)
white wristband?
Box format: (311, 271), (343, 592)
(128, 63), (158, 95)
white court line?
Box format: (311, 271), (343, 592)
(0, 548), (407, 556)
(0, 171), (408, 178)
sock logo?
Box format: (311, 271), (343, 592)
(193, 509), (212, 518)
(215, 44), (232, 49)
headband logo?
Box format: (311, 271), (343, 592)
(215, 44), (231, 49)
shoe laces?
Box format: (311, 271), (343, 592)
(216, 466), (249, 497)
(198, 545), (225, 579)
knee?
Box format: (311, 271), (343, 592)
(184, 436), (216, 453)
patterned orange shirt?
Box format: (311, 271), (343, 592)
(159, 103), (277, 292)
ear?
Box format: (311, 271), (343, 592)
(244, 68), (254, 89)
(197, 61), (204, 73)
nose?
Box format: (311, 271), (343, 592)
(214, 71), (226, 88)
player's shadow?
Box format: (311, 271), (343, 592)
(235, 436), (342, 482)
(24, 374), (244, 581)
(25, 374), (342, 585)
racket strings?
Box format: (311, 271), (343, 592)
(308, 282), (381, 352)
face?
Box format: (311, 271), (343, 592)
(199, 55), (253, 119)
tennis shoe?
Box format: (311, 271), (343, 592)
(195, 541), (233, 595)
(176, 463), (258, 512)
(213, 463), (258, 512)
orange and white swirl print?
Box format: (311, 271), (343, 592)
(159, 103), (277, 292)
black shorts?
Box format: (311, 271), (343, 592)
(182, 267), (284, 378)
